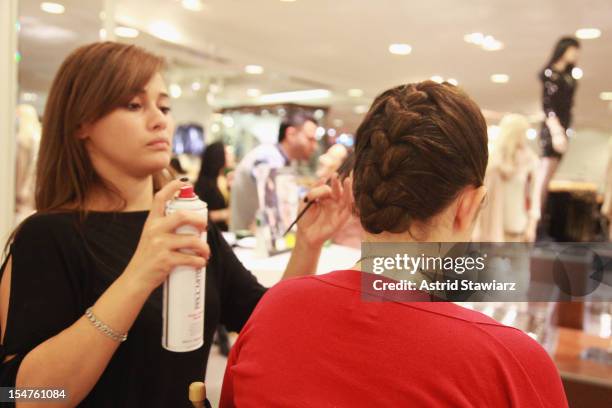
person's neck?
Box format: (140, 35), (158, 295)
(278, 141), (294, 161)
(86, 175), (154, 212)
(553, 59), (568, 72)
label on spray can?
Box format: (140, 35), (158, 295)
(162, 185), (207, 352)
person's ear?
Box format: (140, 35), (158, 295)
(76, 123), (90, 140)
(453, 185), (487, 233)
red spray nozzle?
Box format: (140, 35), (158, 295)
(178, 185), (196, 199)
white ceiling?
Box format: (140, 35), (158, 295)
(17, 0), (612, 132)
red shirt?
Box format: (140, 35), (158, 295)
(221, 270), (568, 407)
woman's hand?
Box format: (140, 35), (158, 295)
(296, 174), (353, 248)
(123, 180), (210, 294)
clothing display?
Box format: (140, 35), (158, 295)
(221, 270), (568, 407)
(14, 105), (41, 222)
(475, 147), (539, 241)
(230, 144), (291, 231)
(0, 211), (266, 407)
(539, 68), (577, 159)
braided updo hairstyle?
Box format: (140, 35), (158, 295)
(353, 81), (488, 235)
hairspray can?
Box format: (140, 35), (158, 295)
(162, 185), (207, 352)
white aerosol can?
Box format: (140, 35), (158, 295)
(162, 185), (207, 352)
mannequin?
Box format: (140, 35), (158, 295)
(15, 104), (41, 223)
(533, 37), (580, 239)
(602, 138), (612, 240)
(475, 114), (540, 242)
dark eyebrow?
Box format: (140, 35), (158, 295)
(158, 92), (169, 99)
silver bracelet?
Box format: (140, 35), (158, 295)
(85, 307), (128, 343)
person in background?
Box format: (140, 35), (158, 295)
(220, 82), (567, 407)
(195, 141), (231, 231)
(230, 112), (318, 231)
(533, 36), (580, 240)
(474, 114), (540, 242)
(0, 42), (352, 407)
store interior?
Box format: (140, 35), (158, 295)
(2, 0), (612, 407)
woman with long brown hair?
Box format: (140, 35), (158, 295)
(0, 42), (352, 407)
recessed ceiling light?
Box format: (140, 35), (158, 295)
(247, 88), (261, 97)
(149, 21), (180, 42)
(389, 43), (412, 55)
(169, 84), (182, 98)
(447, 78), (459, 86)
(575, 28), (601, 40)
(245, 65), (264, 75)
(464, 32), (484, 45)
(40, 2), (65, 14)
(571, 67), (583, 80)
(490, 74), (509, 83)
(354, 105), (368, 114)
(430, 75), (444, 84)
(600, 92), (612, 101)
(22, 92), (38, 102)
(181, 0), (204, 11)
(348, 88), (364, 97)
(114, 26), (139, 38)
(280, 0), (297, 2)
(191, 81), (201, 91)
(482, 36), (504, 51)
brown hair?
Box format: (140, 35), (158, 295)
(36, 41), (170, 213)
(3, 42), (171, 258)
(353, 81), (488, 235)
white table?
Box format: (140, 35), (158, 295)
(234, 244), (361, 288)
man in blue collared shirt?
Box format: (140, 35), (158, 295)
(230, 112), (318, 231)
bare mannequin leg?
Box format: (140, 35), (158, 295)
(534, 157), (560, 215)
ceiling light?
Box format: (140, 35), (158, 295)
(314, 109), (325, 120)
(247, 88), (261, 97)
(245, 65), (264, 75)
(575, 28), (601, 40)
(354, 105), (368, 114)
(169, 84), (182, 98)
(211, 123), (221, 133)
(181, 0), (204, 11)
(99, 28), (107, 40)
(40, 2), (65, 14)
(527, 128), (537, 140)
(600, 92), (612, 101)
(22, 92), (38, 102)
(280, 0), (297, 2)
(482, 36), (504, 51)
(571, 67), (583, 80)
(490, 74), (509, 84)
(430, 75), (444, 84)
(191, 81), (201, 91)
(388, 43), (412, 55)
(114, 26), (139, 38)
(464, 32), (484, 45)
(348, 88), (364, 97)
(149, 21), (180, 42)
(447, 78), (459, 86)
(259, 89), (330, 103)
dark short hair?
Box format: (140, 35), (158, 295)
(353, 81), (488, 234)
(278, 112), (318, 143)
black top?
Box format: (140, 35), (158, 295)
(0, 211), (266, 407)
(540, 67), (577, 129)
(195, 178), (229, 232)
